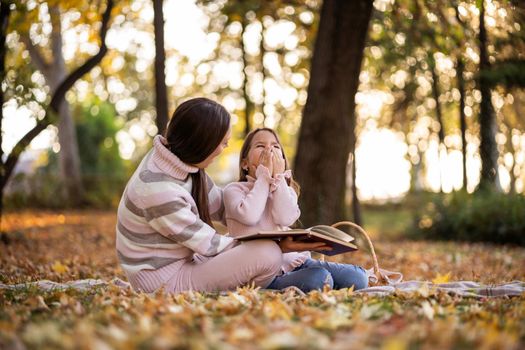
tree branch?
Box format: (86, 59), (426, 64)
(1, 0), (114, 188)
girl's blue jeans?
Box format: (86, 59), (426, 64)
(267, 258), (368, 293)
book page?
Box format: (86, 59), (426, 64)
(310, 225), (354, 242)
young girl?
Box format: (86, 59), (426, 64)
(224, 128), (368, 293)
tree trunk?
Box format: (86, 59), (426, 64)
(429, 56), (446, 192)
(0, 1), (11, 230)
(48, 4), (84, 205)
(507, 126), (516, 194)
(457, 57), (468, 190)
(350, 151), (362, 225)
(56, 98), (84, 205)
(153, 0), (168, 135)
(478, 0), (500, 190)
(259, 20), (267, 123)
(294, 0), (373, 227)
(153, 0), (168, 136)
(241, 16), (253, 136)
(410, 146), (424, 192)
(510, 102), (524, 193)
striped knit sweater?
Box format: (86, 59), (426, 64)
(116, 135), (236, 292)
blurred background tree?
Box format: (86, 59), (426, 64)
(1, 0), (524, 245)
(74, 97), (127, 207)
(1, 0), (115, 218)
(294, 0), (374, 227)
(153, 0), (168, 135)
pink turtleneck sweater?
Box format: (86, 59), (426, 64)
(224, 165), (311, 273)
(116, 135), (236, 292)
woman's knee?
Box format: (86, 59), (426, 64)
(301, 267), (334, 292)
(244, 240), (282, 273)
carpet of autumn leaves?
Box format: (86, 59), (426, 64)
(1, 210), (524, 349)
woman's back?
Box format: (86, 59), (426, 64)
(116, 135), (233, 292)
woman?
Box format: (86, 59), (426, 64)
(116, 97), (327, 293)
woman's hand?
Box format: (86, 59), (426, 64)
(259, 148), (273, 175)
(272, 149), (286, 177)
(278, 237), (333, 253)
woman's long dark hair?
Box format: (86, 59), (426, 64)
(164, 97), (230, 226)
(238, 128), (300, 196)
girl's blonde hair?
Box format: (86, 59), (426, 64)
(238, 128), (300, 196)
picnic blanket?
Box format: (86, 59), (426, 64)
(355, 280), (525, 297)
(1, 278), (524, 298)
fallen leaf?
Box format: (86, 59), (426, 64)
(51, 261), (69, 274)
(432, 272), (451, 284)
(420, 301), (434, 320)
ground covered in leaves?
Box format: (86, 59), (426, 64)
(1, 210), (524, 349)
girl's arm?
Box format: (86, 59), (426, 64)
(269, 170), (301, 226)
(223, 165), (272, 226)
(143, 188), (237, 256)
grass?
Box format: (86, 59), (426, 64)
(361, 204), (413, 240)
(1, 209), (524, 349)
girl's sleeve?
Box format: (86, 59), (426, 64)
(144, 196), (237, 256)
(223, 165), (272, 226)
(269, 170), (301, 226)
(281, 252), (311, 273)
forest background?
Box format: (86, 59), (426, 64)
(1, 0), (524, 242)
(0, 0), (524, 348)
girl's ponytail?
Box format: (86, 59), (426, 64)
(191, 169), (212, 227)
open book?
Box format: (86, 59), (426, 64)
(234, 225), (358, 256)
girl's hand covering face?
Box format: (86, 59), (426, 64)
(259, 147), (274, 175)
(245, 130), (287, 178)
(272, 149), (285, 177)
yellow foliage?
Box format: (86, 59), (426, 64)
(262, 300), (292, 320)
(432, 272), (452, 284)
(51, 261), (69, 274)
(2, 211), (525, 349)
(381, 338), (407, 350)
